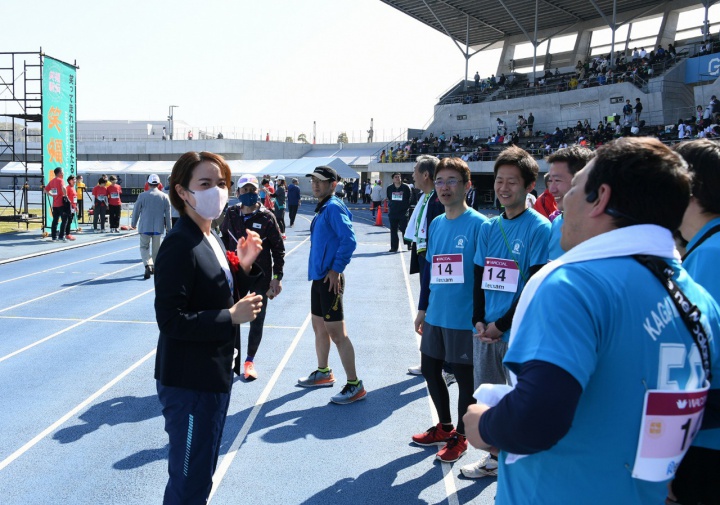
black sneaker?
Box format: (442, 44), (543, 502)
(143, 266), (152, 279)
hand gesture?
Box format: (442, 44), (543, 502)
(230, 292), (263, 324)
(236, 230), (263, 272)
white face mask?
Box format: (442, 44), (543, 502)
(185, 186), (228, 220)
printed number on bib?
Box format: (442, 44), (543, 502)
(110, 192), (119, 199)
(50, 188), (58, 196)
(391, 192), (403, 201)
(431, 254), (463, 284)
(481, 257), (519, 292)
(631, 383), (709, 482)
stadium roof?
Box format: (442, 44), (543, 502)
(380, 0), (691, 49)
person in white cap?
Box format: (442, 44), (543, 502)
(131, 174), (173, 279)
(220, 174), (285, 380)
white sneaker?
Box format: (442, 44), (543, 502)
(407, 364), (422, 375)
(460, 453), (498, 479)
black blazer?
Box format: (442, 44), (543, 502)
(154, 215), (261, 393)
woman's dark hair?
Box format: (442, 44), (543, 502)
(169, 151), (231, 216)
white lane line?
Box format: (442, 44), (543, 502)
(0, 233), (137, 266)
(0, 348), (156, 471)
(208, 312), (312, 504)
(0, 288), (154, 364)
(0, 245), (136, 285)
(0, 261), (142, 314)
(0, 315), (158, 325)
(398, 252), (460, 505)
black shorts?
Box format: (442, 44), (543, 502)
(310, 275), (345, 322)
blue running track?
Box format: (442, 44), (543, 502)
(0, 206), (498, 504)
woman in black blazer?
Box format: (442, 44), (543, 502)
(154, 151), (264, 504)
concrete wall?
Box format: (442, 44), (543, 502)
(426, 82), (671, 139)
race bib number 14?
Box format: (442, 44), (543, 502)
(481, 257), (519, 292)
(431, 254), (463, 284)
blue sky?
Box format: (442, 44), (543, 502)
(3, 0), (712, 142)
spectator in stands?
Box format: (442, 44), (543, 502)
(217, 132), (224, 139)
(704, 95), (719, 119)
(496, 118), (507, 136)
(527, 113), (535, 135)
(498, 74), (506, 87)
(568, 75), (578, 90)
(632, 48), (640, 61)
(668, 43), (677, 59)
(623, 100), (633, 125)
(656, 45), (666, 60)
(639, 47), (647, 59)
(634, 98), (643, 124)
(575, 60), (583, 74)
(489, 74), (497, 88)
(474, 72), (480, 89)
(516, 115), (526, 135)
(380, 149), (386, 163)
(677, 119), (691, 139)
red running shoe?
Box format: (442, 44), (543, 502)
(436, 433), (468, 463)
(411, 423), (454, 447)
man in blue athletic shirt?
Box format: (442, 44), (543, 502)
(464, 137), (720, 504)
(671, 139), (720, 504)
(462, 146), (550, 479)
(297, 166), (366, 405)
(545, 146), (594, 261)
(411, 157), (488, 463)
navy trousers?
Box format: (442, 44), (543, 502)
(157, 381), (231, 505)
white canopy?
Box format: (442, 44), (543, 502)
(1, 156), (359, 179)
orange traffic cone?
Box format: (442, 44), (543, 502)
(374, 206), (383, 226)
(383, 200), (389, 214)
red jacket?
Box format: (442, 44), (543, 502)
(107, 184), (122, 206)
(66, 186), (77, 211)
(533, 189), (557, 219)
(45, 177), (66, 207)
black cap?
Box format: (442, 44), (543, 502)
(306, 165), (338, 182)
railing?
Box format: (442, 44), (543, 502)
(70, 127), (409, 144)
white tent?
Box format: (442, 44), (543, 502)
(1, 157), (359, 179)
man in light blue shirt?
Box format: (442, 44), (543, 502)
(464, 137), (720, 504)
(671, 139), (720, 504)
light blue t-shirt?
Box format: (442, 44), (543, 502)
(497, 257), (720, 504)
(548, 213), (564, 261)
(425, 208), (487, 330)
(683, 216), (720, 450)
(474, 208), (550, 340)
